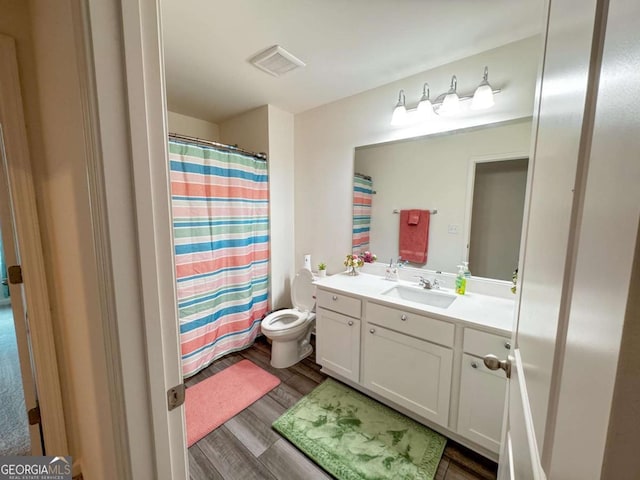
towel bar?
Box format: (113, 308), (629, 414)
(393, 209), (437, 215)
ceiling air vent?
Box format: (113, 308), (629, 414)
(249, 45), (306, 77)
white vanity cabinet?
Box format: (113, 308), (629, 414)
(315, 291), (362, 382)
(456, 329), (510, 453)
(363, 303), (454, 427)
(313, 277), (513, 460)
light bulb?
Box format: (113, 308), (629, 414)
(438, 75), (460, 116)
(439, 92), (460, 115)
(471, 66), (495, 110)
(391, 105), (408, 125)
(390, 89), (407, 125)
(416, 82), (434, 119)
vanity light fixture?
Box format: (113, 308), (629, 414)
(390, 66), (501, 125)
(391, 89), (408, 126)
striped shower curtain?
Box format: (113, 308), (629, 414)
(352, 174), (373, 253)
(169, 139), (270, 378)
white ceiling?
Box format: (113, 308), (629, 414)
(162, 1), (543, 124)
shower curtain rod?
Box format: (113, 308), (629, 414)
(169, 132), (268, 161)
(354, 172), (372, 181)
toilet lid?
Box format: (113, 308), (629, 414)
(291, 268), (315, 312)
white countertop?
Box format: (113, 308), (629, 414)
(314, 272), (514, 335)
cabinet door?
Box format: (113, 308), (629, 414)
(316, 307), (361, 382)
(364, 324), (453, 427)
(457, 353), (507, 453)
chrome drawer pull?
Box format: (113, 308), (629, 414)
(348, 320), (354, 326)
(400, 314), (407, 321)
(471, 361), (478, 369)
(332, 295), (338, 301)
(369, 328), (375, 334)
(505, 341), (511, 350)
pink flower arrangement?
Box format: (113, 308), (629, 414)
(361, 251), (377, 263)
(344, 251), (377, 270)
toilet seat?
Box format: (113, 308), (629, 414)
(261, 309), (314, 333)
(261, 267), (316, 335)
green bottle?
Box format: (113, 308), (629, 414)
(455, 265), (466, 295)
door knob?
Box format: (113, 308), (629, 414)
(483, 354), (512, 379)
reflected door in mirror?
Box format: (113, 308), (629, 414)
(468, 158), (528, 280)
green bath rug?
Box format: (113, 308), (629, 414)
(272, 378), (446, 480)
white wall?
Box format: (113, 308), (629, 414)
(294, 36), (541, 274)
(219, 105), (269, 154)
(167, 111), (219, 141)
(219, 105), (295, 309)
(355, 120), (531, 274)
(266, 106), (295, 309)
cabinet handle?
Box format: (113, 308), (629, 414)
(400, 314), (407, 321)
(332, 295), (338, 301)
(505, 341), (511, 350)
(348, 320), (354, 326)
(369, 328), (375, 334)
(471, 361), (478, 369)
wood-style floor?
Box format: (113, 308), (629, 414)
(186, 337), (498, 480)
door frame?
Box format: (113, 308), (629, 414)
(72, 0), (187, 478)
(79, 0), (640, 478)
(119, 0), (188, 478)
(0, 34), (68, 455)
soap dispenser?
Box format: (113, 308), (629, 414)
(462, 261), (471, 279)
(455, 264), (467, 295)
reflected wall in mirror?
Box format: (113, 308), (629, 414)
(353, 118), (531, 279)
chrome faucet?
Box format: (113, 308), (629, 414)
(416, 275), (440, 290)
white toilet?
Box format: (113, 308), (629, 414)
(261, 269), (316, 368)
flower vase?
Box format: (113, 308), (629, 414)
(348, 265), (359, 276)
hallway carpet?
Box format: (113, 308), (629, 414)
(0, 305), (30, 455)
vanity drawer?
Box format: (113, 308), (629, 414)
(464, 328), (511, 358)
(366, 302), (454, 347)
(316, 289), (362, 319)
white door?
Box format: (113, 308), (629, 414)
(0, 131), (43, 456)
(487, 1), (607, 478)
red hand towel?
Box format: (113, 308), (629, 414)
(408, 210), (421, 225)
(399, 209), (430, 264)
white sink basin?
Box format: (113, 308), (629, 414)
(382, 285), (457, 309)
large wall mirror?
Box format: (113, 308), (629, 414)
(352, 118), (532, 281)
